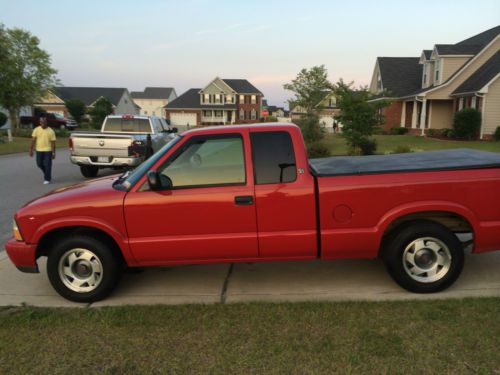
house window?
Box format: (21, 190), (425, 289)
(204, 94), (209, 103)
(152, 111), (156, 116)
(214, 94), (221, 104)
(203, 110), (212, 117)
(435, 59), (440, 84)
(471, 96), (477, 109)
(251, 109), (257, 120)
(215, 110), (223, 117)
(459, 98), (464, 110)
(376, 73), (382, 92)
(226, 95), (233, 104)
(422, 64), (427, 87)
(239, 95), (245, 104)
(239, 108), (245, 120)
(251, 95), (257, 104)
(328, 98), (336, 107)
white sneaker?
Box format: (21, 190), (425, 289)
(43, 180), (50, 185)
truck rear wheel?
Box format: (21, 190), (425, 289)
(383, 221), (464, 293)
(80, 165), (99, 178)
(46, 236), (121, 302)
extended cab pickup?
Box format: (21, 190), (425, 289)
(69, 115), (177, 178)
(6, 124), (500, 302)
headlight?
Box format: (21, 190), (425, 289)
(13, 220), (24, 241)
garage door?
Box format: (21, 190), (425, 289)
(170, 113), (198, 126)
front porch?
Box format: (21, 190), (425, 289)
(201, 109), (237, 125)
(400, 99), (454, 134)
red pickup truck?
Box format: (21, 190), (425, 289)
(6, 124), (500, 302)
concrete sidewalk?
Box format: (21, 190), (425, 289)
(1, 250), (499, 307)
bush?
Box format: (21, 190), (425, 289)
(54, 128), (69, 137)
(453, 108), (481, 140)
(388, 127), (408, 135)
(0, 112), (7, 127)
(391, 145), (412, 154)
(307, 142), (330, 158)
(348, 137), (377, 156)
(261, 116), (278, 123)
(493, 126), (500, 141)
(442, 128), (455, 138)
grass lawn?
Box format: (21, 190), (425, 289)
(0, 136), (68, 156)
(0, 299), (498, 374)
(324, 134), (500, 155)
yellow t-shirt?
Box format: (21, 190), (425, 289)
(32, 126), (56, 152)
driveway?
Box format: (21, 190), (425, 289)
(1, 150), (499, 307)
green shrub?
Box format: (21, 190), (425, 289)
(453, 108), (481, 140)
(348, 137), (377, 155)
(0, 112), (7, 127)
(307, 142), (330, 158)
(54, 128), (69, 137)
(388, 127), (408, 135)
(442, 128), (456, 138)
(261, 116), (278, 123)
(15, 128), (33, 138)
(391, 145), (412, 154)
(493, 126), (500, 141)
(426, 129), (439, 137)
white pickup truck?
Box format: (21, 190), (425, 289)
(69, 115), (177, 177)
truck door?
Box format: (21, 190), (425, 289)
(124, 132), (258, 264)
(250, 131), (317, 258)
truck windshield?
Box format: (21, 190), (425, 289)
(103, 118), (152, 133)
(115, 135), (183, 191)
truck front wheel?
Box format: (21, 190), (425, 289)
(383, 221), (464, 293)
(47, 236), (121, 302)
(80, 165), (99, 178)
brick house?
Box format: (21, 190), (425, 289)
(165, 77), (263, 126)
(369, 25), (500, 138)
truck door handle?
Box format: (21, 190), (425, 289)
(234, 196), (253, 205)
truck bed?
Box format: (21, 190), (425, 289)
(309, 149), (500, 177)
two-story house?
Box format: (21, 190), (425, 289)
(369, 25), (500, 138)
(131, 87), (177, 118)
(165, 77), (263, 126)
(290, 92), (340, 131)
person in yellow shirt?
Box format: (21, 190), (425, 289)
(29, 118), (56, 184)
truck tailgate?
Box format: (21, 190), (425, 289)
(71, 133), (134, 157)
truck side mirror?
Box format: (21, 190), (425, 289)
(147, 170), (172, 190)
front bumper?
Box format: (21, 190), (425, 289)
(70, 155), (144, 167)
(5, 238), (39, 273)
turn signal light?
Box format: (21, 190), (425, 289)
(13, 220), (23, 242)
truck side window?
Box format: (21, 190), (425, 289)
(250, 131), (297, 184)
(160, 135), (246, 188)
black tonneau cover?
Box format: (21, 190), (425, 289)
(309, 149), (500, 177)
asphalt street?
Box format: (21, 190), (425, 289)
(0, 148), (499, 306)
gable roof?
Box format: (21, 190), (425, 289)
(165, 88), (237, 109)
(423, 50), (432, 59)
(452, 50), (500, 95)
(54, 87), (126, 106)
(435, 44), (483, 56)
(456, 25), (500, 48)
(377, 57), (422, 97)
(222, 79), (262, 94)
(131, 87), (175, 99)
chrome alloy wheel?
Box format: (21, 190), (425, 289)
(402, 237), (452, 283)
(58, 248), (103, 293)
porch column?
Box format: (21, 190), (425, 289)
(411, 100), (418, 129)
(232, 110), (236, 124)
(419, 98), (427, 135)
(400, 101), (406, 127)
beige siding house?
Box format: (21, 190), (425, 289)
(131, 87), (177, 118)
(369, 25), (500, 138)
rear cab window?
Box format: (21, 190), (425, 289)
(250, 131), (297, 184)
(103, 117), (153, 133)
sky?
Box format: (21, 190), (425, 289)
(1, 0), (499, 107)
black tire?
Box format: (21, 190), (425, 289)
(80, 165), (99, 178)
(47, 236), (121, 302)
(382, 220), (464, 293)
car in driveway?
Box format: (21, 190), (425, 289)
(69, 115), (177, 177)
(20, 112), (77, 130)
(5, 123), (500, 302)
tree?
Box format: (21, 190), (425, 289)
(284, 66), (334, 157)
(89, 97), (113, 128)
(0, 24), (58, 141)
(334, 80), (389, 155)
(65, 99), (86, 124)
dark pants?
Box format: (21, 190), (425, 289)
(36, 151), (52, 181)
